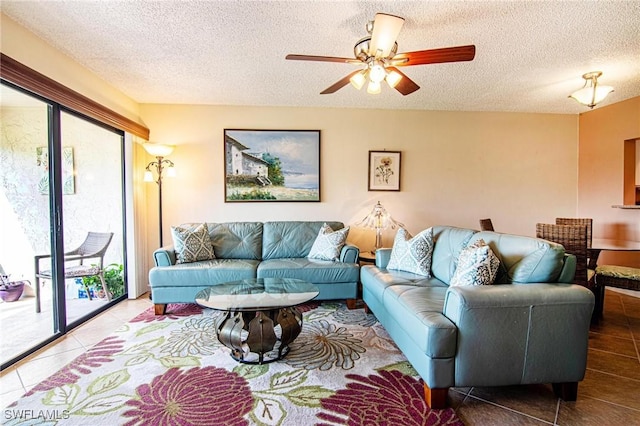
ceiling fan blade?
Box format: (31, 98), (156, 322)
(286, 54), (357, 64)
(391, 45), (476, 66)
(369, 13), (405, 58)
(387, 67), (420, 96)
(320, 70), (362, 94)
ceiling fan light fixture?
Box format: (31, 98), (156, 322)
(367, 80), (381, 95)
(569, 71), (614, 108)
(369, 62), (386, 83)
(350, 70), (367, 90)
(386, 70), (402, 88)
(368, 13), (405, 58)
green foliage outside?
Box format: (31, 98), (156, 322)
(261, 153), (284, 185)
(228, 189), (276, 200)
(82, 263), (125, 299)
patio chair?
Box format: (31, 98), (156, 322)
(34, 232), (114, 313)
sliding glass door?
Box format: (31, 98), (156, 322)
(0, 83), (56, 365)
(0, 82), (127, 369)
(60, 111), (126, 324)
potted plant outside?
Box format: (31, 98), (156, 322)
(0, 275), (27, 302)
(81, 263), (125, 299)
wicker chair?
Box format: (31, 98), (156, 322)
(479, 218), (495, 232)
(536, 223), (594, 289)
(536, 223), (600, 318)
(595, 265), (640, 291)
(34, 232), (114, 313)
(555, 218), (594, 268)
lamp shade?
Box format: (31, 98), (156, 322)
(386, 70), (402, 88)
(369, 13), (405, 58)
(569, 71), (614, 108)
(569, 85), (614, 108)
(143, 143), (174, 157)
(350, 70), (367, 90)
(356, 202), (403, 231)
(369, 62), (386, 83)
(367, 80), (381, 95)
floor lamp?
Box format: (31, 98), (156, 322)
(143, 143), (176, 247)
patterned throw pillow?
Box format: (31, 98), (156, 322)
(450, 239), (500, 286)
(387, 227), (434, 277)
(171, 223), (216, 264)
(307, 223), (350, 261)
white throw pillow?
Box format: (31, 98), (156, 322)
(387, 227), (434, 277)
(450, 239), (500, 286)
(307, 223), (350, 261)
(171, 223), (216, 264)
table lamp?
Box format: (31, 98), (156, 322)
(356, 201), (403, 252)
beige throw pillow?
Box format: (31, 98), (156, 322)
(171, 223), (216, 264)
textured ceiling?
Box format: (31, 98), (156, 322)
(2, 1), (639, 114)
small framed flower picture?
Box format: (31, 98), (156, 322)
(368, 150), (401, 191)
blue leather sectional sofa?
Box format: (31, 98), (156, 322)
(360, 225), (594, 408)
(150, 221), (359, 314)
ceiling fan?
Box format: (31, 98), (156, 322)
(286, 13), (476, 96)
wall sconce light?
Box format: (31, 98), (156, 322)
(143, 143), (176, 247)
(356, 201), (404, 252)
(569, 71), (614, 109)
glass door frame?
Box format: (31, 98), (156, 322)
(0, 79), (128, 369)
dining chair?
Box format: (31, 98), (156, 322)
(536, 223), (600, 318)
(479, 218), (495, 232)
(34, 232), (114, 313)
(555, 218), (594, 267)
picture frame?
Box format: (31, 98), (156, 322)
(224, 129), (321, 202)
(368, 150), (401, 191)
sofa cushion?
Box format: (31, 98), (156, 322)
(469, 232), (565, 283)
(382, 285), (457, 358)
(360, 265), (447, 308)
(257, 258), (359, 284)
(431, 226), (477, 284)
(149, 258), (259, 288)
(171, 223), (216, 264)
(450, 239), (500, 286)
(308, 223), (350, 261)
(262, 221), (344, 260)
(387, 227), (434, 276)
(207, 222), (263, 260)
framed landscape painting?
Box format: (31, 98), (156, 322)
(224, 129), (321, 202)
(368, 150), (401, 191)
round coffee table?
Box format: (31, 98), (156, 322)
(195, 278), (319, 364)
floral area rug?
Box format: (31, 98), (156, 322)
(5, 302), (463, 425)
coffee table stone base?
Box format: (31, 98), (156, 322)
(217, 307), (303, 364)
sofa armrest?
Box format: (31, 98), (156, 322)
(340, 244), (360, 263)
(557, 253), (577, 283)
(153, 245), (177, 267)
(375, 248), (392, 268)
(443, 283), (594, 386)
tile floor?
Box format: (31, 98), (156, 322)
(0, 288), (638, 425)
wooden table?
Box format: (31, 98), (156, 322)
(358, 251), (377, 265)
(588, 238), (640, 269)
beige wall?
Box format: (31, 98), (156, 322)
(578, 96), (640, 267)
(140, 104), (578, 253)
